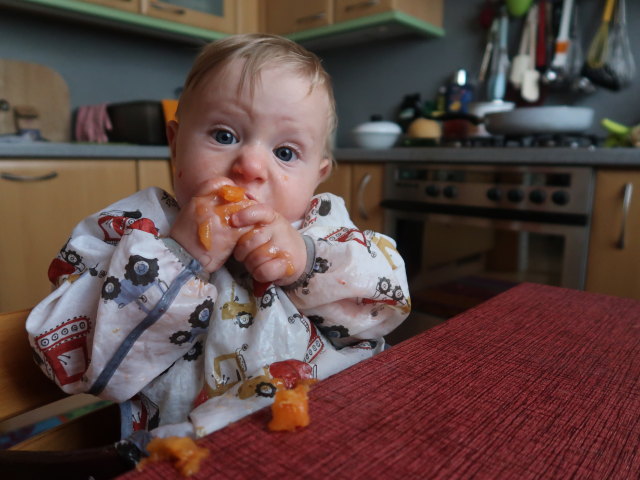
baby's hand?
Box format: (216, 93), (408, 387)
(232, 205), (307, 286)
(169, 178), (254, 273)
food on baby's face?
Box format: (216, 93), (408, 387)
(137, 436), (209, 477)
(218, 184), (246, 203)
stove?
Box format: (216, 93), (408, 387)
(440, 133), (603, 149)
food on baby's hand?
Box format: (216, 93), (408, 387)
(138, 436), (209, 477)
(197, 184), (251, 250)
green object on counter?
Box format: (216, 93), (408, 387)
(601, 118), (640, 147)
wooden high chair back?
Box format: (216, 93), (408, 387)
(0, 309), (130, 479)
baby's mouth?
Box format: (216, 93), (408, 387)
(244, 191), (258, 202)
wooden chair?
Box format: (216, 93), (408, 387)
(0, 309), (134, 479)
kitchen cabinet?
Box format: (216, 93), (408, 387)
(586, 169), (640, 300)
(141, 0), (237, 34)
(317, 162), (385, 233)
(137, 158), (173, 193)
(80, 0), (141, 13)
(264, 0), (332, 35)
(0, 160), (138, 312)
(334, 0), (442, 27)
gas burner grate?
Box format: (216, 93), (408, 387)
(441, 134), (603, 148)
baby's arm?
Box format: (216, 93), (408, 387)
(26, 188), (218, 402)
(169, 178), (254, 273)
(285, 193), (411, 347)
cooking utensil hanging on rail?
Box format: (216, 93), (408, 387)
(486, 8), (510, 101)
(582, 0), (618, 89)
(605, 0), (635, 89)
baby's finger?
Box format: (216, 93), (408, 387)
(250, 257), (289, 284)
(231, 203), (277, 228)
(234, 227), (270, 262)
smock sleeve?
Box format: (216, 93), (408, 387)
(25, 187), (218, 402)
(285, 193), (411, 348)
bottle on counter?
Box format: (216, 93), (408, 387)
(445, 69), (474, 113)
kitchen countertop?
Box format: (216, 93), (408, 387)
(0, 142), (639, 166)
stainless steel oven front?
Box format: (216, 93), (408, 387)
(381, 163), (595, 327)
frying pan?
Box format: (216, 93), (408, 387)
(436, 106), (594, 136)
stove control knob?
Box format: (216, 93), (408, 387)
(443, 185), (458, 199)
(552, 190), (570, 206)
(529, 189), (547, 204)
(507, 189), (524, 203)
(487, 187), (502, 201)
(425, 185), (440, 197)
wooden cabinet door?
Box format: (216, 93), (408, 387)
(316, 162), (352, 211)
(335, 0), (442, 26)
(137, 159), (173, 194)
(0, 160), (137, 312)
(264, 0), (332, 35)
(142, 0), (237, 33)
(586, 169), (640, 300)
(79, 0), (141, 13)
(350, 163), (384, 232)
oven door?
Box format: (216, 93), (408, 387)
(385, 207), (589, 322)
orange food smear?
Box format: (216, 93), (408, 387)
(197, 185), (249, 249)
(197, 221), (212, 250)
(137, 436), (209, 477)
(255, 243), (296, 277)
(268, 380), (315, 432)
(218, 184), (246, 203)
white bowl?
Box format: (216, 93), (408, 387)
(352, 131), (401, 149)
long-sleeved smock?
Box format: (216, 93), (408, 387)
(26, 187), (410, 439)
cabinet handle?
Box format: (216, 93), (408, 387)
(1, 171), (58, 182)
(296, 12), (327, 24)
(617, 182), (633, 250)
(150, 1), (186, 15)
(357, 173), (372, 220)
(345, 0), (380, 12)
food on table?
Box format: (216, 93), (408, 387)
(268, 382), (313, 432)
(137, 436), (209, 477)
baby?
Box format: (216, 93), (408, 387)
(26, 34), (410, 440)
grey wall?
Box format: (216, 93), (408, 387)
(1, 1), (638, 147)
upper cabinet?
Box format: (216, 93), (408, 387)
(141, 0), (237, 34)
(10, 0), (442, 48)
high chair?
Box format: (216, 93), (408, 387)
(0, 309), (132, 479)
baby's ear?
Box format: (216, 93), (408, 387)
(318, 157), (332, 183)
(166, 120), (179, 160)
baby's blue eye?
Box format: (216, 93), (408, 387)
(214, 130), (237, 145)
(274, 147), (296, 162)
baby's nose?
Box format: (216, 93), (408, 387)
(231, 145), (269, 182)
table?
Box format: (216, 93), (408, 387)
(119, 283), (640, 479)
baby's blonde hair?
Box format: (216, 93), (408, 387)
(178, 33), (337, 158)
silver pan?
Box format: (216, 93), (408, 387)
(483, 106), (594, 135)
(437, 106), (594, 136)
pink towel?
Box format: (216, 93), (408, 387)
(75, 104), (112, 143)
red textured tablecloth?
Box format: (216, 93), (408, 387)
(120, 283), (640, 479)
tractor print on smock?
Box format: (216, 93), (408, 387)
(97, 209), (159, 245)
(101, 254), (168, 313)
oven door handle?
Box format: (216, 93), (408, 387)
(617, 182), (633, 250)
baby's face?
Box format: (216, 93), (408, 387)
(168, 59), (332, 223)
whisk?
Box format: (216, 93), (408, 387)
(607, 0), (635, 88)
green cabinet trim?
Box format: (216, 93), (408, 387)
(287, 10), (445, 44)
(12, 0), (228, 42)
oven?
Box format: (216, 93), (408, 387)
(381, 162), (595, 333)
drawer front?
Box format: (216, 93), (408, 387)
(79, 0), (141, 13)
(143, 0), (237, 33)
(335, 0), (442, 27)
(265, 0), (332, 35)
